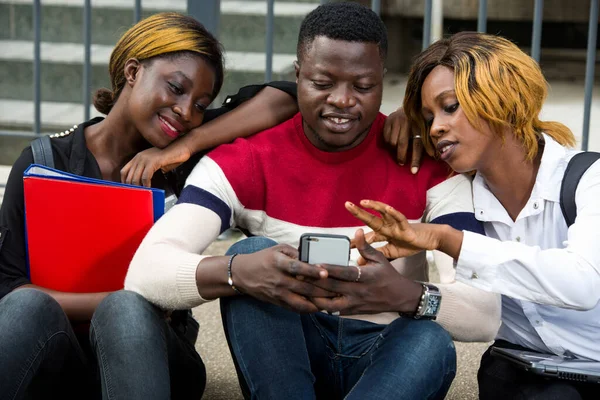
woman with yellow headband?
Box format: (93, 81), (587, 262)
(347, 32), (600, 399)
(0, 12), (299, 399)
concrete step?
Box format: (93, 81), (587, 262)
(0, 0), (317, 54)
(0, 165), (9, 206)
(0, 99), (101, 131)
(0, 99), (102, 165)
(0, 40), (297, 104)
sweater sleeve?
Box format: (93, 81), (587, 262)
(125, 147), (255, 310)
(125, 203), (220, 310)
(434, 251), (501, 342)
(423, 174), (501, 342)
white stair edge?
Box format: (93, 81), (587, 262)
(223, 1), (318, 16)
(0, 0), (318, 16)
(0, 165), (9, 205)
(0, 40), (297, 74)
(0, 99), (103, 129)
(0, 166), (10, 181)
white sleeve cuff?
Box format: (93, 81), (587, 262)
(176, 254), (211, 307)
(455, 230), (497, 291)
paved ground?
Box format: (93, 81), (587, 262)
(1, 75), (598, 398)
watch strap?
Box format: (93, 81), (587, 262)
(399, 282), (441, 320)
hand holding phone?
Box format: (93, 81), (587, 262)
(299, 233), (351, 266)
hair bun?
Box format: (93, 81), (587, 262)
(92, 88), (114, 115)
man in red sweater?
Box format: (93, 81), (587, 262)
(127, 3), (487, 398)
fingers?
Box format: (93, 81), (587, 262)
(125, 162), (140, 186)
(389, 117), (400, 148)
(161, 162), (180, 173)
(363, 230), (387, 244)
(271, 277), (337, 313)
(353, 229), (388, 264)
(351, 230), (385, 248)
(359, 200), (409, 229)
(275, 243), (299, 260)
(288, 259), (328, 279)
(347, 201), (402, 237)
(120, 161), (131, 184)
(279, 292), (320, 314)
(310, 295), (350, 314)
(383, 112), (393, 144)
(140, 167), (155, 188)
(357, 199), (392, 215)
(396, 114), (412, 165)
(383, 108), (399, 145)
(310, 276), (352, 295)
(385, 107), (412, 165)
(273, 245), (327, 279)
(318, 263), (360, 283)
(345, 201), (385, 231)
(120, 158), (147, 187)
(374, 243), (401, 260)
(379, 204), (412, 231)
(130, 164), (144, 187)
(395, 131), (409, 166)
(286, 277), (336, 298)
(411, 136), (424, 174)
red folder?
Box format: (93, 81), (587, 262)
(23, 164), (165, 293)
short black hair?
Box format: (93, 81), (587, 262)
(297, 2), (388, 62)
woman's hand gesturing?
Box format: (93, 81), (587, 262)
(345, 200), (444, 259)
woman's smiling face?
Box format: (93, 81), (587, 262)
(126, 54), (216, 149)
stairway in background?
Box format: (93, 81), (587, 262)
(0, 0), (319, 164)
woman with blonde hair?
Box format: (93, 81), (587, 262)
(0, 12), (299, 399)
(347, 31), (600, 399)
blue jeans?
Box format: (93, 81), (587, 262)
(90, 290), (206, 400)
(0, 288), (96, 400)
(221, 237), (457, 400)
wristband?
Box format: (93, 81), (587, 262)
(227, 253), (242, 294)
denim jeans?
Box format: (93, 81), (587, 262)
(478, 340), (598, 400)
(90, 290), (206, 400)
(221, 237), (457, 400)
(0, 288), (96, 400)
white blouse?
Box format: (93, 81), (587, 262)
(456, 133), (600, 361)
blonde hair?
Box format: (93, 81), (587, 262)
(404, 31), (575, 160)
(93, 12), (224, 114)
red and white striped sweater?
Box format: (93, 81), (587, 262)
(126, 113), (500, 340)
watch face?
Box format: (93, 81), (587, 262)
(425, 295), (441, 315)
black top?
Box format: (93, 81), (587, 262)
(0, 81), (296, 300)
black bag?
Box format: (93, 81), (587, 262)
(30, 135), (55, 168)
(559, 151), (600, 227)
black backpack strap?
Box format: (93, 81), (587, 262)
(30, 135), (55, 169)
(560, 151), (600, 227)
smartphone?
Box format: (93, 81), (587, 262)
(299, 233), (351, 266)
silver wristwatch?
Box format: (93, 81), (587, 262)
(402, 282), (442, 320)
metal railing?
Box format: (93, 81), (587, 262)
(3, 0), (598, 151)
(24, 0), (144, 138)
(583, 0), (599, 150)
